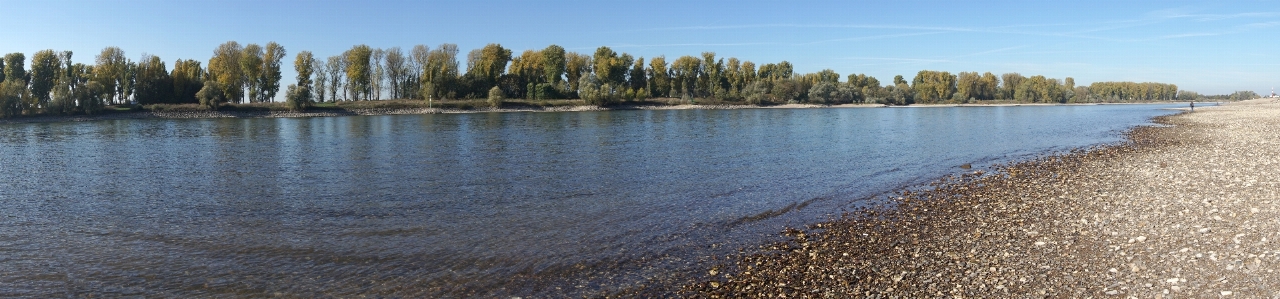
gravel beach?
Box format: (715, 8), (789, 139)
(685, 99), (1280, 298)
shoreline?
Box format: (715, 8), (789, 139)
(0, 101), (1210, 125)
(681, 99), (1280, 297)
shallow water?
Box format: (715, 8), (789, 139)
(0, 104), (1182, 296)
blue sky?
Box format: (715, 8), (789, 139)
(4, 0), (1278, 98)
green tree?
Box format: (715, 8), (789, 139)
(284, 84), (304, 110)
(93, 47), (132, 105)
(670, 55), (701, 98)
(628, 57), (647, 95)
(28, 50), (61, 108)
(133, 54), (172, 105)
(292, 50), (315, 109)
(488, 85), (504, 107)
(541, 45), (566, 85)
(3, 53), (26, 85)
(196, 79), (225, 109)
(1000, 73), (1024, 100)
(171, 59), (204, 104)
(509, 49), (544, 98)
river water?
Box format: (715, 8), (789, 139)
(0, 104), (1183, 297)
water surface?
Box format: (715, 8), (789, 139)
(0, 104), (1182, 296)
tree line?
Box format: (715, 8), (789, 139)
(0, 42), (1241, 118)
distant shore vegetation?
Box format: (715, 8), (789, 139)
(0, 43), (1263, 118)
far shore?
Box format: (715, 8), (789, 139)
(0, 100), (1216, 125)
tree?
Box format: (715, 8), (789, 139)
(420, 43), (459, 101)
(371, 48), (385, 100)
(285, 84), (309, 111)
(564, 52), (592, 96)
(0, 80), (29, 117)
(3, 53), (27, 86)
(384, 47), (406, 99)
(170, 59), (203, 104)
(464, 44), (511, 98)
(628, 57), (647, 95)
(541, 45), (566, 85)
(910, 70), (956, 103)
(955, 72), (981, 102)
(808, 82), (856, 104)
(260, 42), (286, 102)
(670, 55), (701, 98)
(294, 50), (315, 108)
(196, 79), (225, 109)
(133, 54), (172, 105)
(1000, 73), (1025, 100)
(488, 85), (503, 107)
(92, 47), (134, 105)
(409, 44), (430, 99)
(344, 45), (374, 100)
(313, 57), (327, 102)
(239, 43), (264, 102)
(28, 50), (61, 108)
(647, 56), (669, 98)
(208, 41), (244, 103)
(326, 55), (345, 101)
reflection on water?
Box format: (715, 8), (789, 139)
(0, 105), (1180, 297)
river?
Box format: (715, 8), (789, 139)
(0, 104), (1184, 297)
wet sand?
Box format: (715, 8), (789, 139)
(684, 99), (1280, 297)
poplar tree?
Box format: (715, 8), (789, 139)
(29, 50), (61, 108)
(344, 44), (373, 100)
(261, 42), (286, 102)
(171, 59), (203, 103)
(384, 47), (405, 99)
(133, 54), (172, 104)
(93, 47), (129, 105)
(541, 45), (565, 85)
(239, 43), (264, 102)
(326, 55), (345, 101)
(647, 56), (669, 98)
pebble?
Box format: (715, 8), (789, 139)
(686, 100), (1280, 298)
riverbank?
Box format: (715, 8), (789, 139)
(0, 101), (1207, 125)
(683, 98), (1280, 297)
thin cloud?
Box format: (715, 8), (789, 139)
(801, 31), (948, 45)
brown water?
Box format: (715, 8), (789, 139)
(0, 105), (1182, 297)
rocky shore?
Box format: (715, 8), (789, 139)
(683, 99), (1280, 297)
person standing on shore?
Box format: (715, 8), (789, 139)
(1190, 101), (1194, 112)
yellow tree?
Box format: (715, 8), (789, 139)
(207, 41), (243, 103)
(261, 42), (286, 102)
(239, 43), (264, 103)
